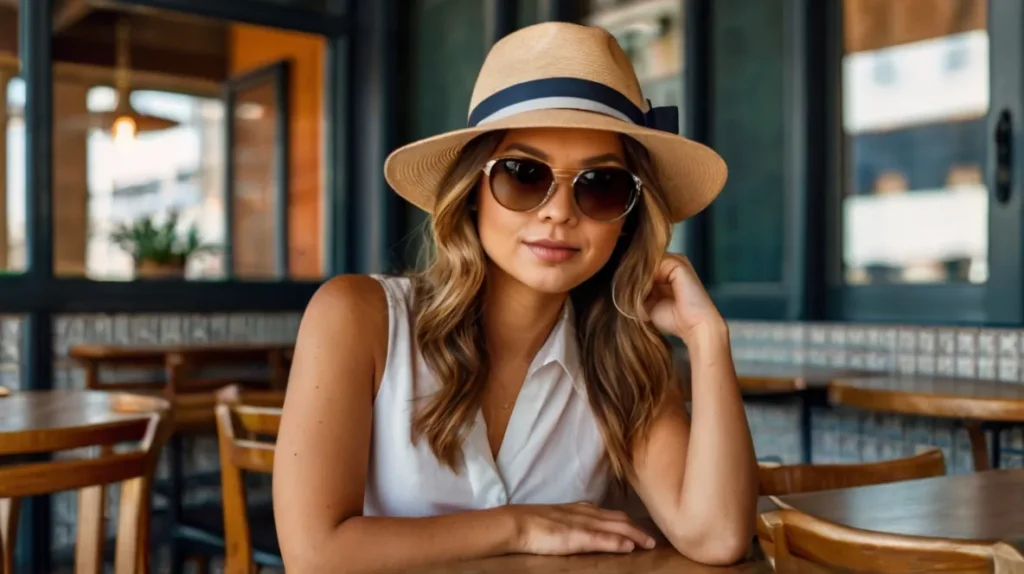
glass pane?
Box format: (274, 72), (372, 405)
(47, 9), (324, 281)
(2, 1), (23, 275)
(402, 0), (487, 269)
(5, 78), (25, 274)
(841, 0), (988, 285)
(232, 78), (280, 280)
(584, 0), (686, 253)
(62, 86), (226, 280)
(708, 0), (785, 283)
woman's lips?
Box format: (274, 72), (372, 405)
(523, 241), (580, 263)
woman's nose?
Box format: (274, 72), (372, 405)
(536, 180), (578, 225)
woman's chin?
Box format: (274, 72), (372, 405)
(510, 265), (590, 295)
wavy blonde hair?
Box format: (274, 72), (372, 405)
(409, 130), (675, 482)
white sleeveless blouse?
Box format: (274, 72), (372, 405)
(363, 275), (611, 516)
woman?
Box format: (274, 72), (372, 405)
(273, 21), (756, 573)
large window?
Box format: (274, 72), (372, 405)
(841, 0), (988, 286)
(832, 0), (1024, 324)
(12, 8), (329, 282)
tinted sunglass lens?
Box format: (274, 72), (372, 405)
(574, 168), (637, 221)
(489, 158), (553, 211)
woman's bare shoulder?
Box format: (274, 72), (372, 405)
(295, 274), (391, 377)
(308, 274), (389, 316)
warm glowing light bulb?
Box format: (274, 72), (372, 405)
(112, 115), (136, 147)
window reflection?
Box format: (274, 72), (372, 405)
(842, 0), (988, 285)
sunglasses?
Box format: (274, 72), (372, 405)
(482, 157), (642, 222)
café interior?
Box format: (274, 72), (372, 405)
(2, 0), (1024, 572)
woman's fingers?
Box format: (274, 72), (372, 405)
(564, 527), (636, 554)
(562, 506), (656, 549)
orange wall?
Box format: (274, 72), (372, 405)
(230, 24), (324, 279)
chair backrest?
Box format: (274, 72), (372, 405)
(757, 448), (946, 496)
(0, 394), (170, 574)
(215, 385), (285, 574)
(759, 509), (1024, 573)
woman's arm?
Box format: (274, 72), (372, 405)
(273, 276), (655, 574)
(631, 256), (758, 565)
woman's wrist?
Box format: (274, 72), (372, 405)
(679, 319), (729, 358)
(493, 505), (526, 554)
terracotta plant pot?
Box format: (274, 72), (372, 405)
(134, 260), (186, 280)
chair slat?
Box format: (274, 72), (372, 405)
(758, 449), (946, 496)
(0, 452), (149, 498)
(234, 407), (282, 437)
(760, 509), (1022, 573)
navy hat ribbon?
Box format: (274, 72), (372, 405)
(467, 77), (679, 134)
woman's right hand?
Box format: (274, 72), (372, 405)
(507, 501), (657, 555)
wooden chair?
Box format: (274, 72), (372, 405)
(759, 509), (1024, 573)
(0, 394), (171, 574)
(758, 449), (946, 496)
(214, 385), (285, 574)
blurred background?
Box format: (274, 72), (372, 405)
(2, 0), (1022, 572)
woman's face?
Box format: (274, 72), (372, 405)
(476, 127), (634, 294)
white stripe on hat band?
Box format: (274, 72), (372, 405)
(472, 96), (637, 126)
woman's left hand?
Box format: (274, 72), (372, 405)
(644, 254), (725, 343)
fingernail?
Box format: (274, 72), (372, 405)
(624, 541), (635, 552)
(646, 537), (657, 549)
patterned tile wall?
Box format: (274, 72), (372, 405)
(729, 320), (1024, 473)
(0, 315), (22, 391)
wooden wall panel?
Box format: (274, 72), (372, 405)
(229, 24), (324, 280)
(844, 0), (986, 54)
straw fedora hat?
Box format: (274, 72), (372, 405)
(383, 21), (727, 223)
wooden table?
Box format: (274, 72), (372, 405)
(0, 389), (169, 436)
(0, 389), (169, 573)
(769, 468), (1024, 548)
(830, 375), (1024, 470)
(733, 362), (865, 396)
(406, 547), (769, 573)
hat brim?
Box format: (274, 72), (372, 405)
(383, 108), (728, 223)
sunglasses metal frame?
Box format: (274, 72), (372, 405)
(481, 157), (642, 222)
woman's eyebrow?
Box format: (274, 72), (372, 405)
(501, 143), (625, 167)
(502, 142), (549, 160)
(580, 153), (624, 167)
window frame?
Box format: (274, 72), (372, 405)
(687, 0), (816, 321)
(826, 0), (1024, 326)
(224, 59), (292, 279)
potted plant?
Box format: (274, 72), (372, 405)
(110, 211), (218, 279)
